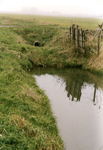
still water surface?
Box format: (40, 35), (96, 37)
(32, 67), (103, 150)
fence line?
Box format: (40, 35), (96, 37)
(69, 24), (85, 49)
(69, 23), (103, 56)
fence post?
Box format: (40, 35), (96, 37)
(78, 29), (80, 47)
(69, 27), (71, 43)
(74, 28), (76, 40)
(72, 24), (75, 43)
(82, 31), (84, 48)
(98, 34), (100, 57)
(69, 24), (86, 56)
(79, 28), (82, 48)
(76, 25), (79, 48)
(84, 32), (86, 56)
(71, 26), (73, 43)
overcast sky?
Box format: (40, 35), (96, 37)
(0, 0), (103, 17)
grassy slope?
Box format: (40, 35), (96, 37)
(0, 18), (64, 149)
(0, 14), (103, 149)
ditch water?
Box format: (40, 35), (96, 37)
(32, 67), (103, 150)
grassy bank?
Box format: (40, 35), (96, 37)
(0, 50), (64, 149)
(0, 14), (103, 149)
(0, 16), (64, 149)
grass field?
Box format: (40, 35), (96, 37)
(0, 13), (103, 29)
(0, 13), (103, 149)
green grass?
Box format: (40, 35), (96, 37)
(0, 48), (64, 150)
(0, 17), (64, 149)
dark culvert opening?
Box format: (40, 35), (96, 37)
(34, 41), (40, 46)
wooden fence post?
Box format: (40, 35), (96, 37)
(76, 25), (79, 48)
(79, 28), (82, 48)
(69, 24), (87, 56)
(98, 34), (100, 57)
(82, 31), (84, 48)
(84, 32), (86, 56)
(72, 24), (75, 43)
(69, 27), (71, 43)
(82, 30), (86, 56)
(74, 28), (76, 40)
(71, 26), (73, 43)
(78, 29), (80, 47)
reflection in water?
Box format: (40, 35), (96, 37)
(31, 67), (103, 150)
(98, 145), (103, 150)
(66, 76), (82, 102)
(65, 74), (103, 112)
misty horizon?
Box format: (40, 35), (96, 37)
(0, 6), (103, 18)
(0, 0), (103, 18)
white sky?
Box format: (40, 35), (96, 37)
(0, 0), (103, 16)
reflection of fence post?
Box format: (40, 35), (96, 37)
(98, 34), (100, 57)
(93, 84), (96, 104)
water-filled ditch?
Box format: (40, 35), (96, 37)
(32, 67), (103, 150)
